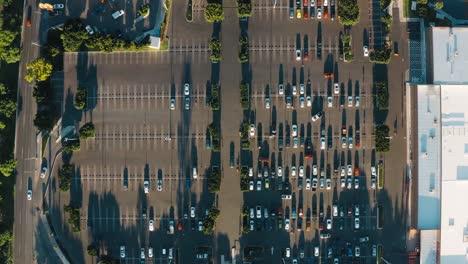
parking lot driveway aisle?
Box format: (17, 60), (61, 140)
(216, 0), (243, 250)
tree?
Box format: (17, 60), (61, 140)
(97, 255), (117, 264)
(338, 0), (360, 26)
(369, 48), (392, 64)
(0, 121), (5, 130)
(237, 1), (252, 18)
(64, 204), (80, 232)
(375, 125), (390, 152)
(86, 34), (116, 53)
(137, 3), (150, 17)
(74, 88), (87, 110)
(418, 5), (428, 17)
(0, 100), (16, 117)
(0, 159), (16, 177)
(79, 123), (96, 139)
(205, 3), (224, 22)
(0, 84), (7, 96)
(62, 139), (81, 153)
(25, 58), (53, 83)
(87, 244), (99, 256)
(58, 164), (73, 191)
(61, 19), (89, 52)
(209, 38), (222, 62)
(375, 81), (389, 110)
(416, 0), (427, 4)
(34, 107), (56, 131)
(434, 1), (444, 9)
(0, 30), (20, 64)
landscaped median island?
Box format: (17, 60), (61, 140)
(209, 83), (220, 110)
(240, 81), (249, 110)
(240, 166), (249, 191)
(375, 81), (389, 110)
(208, 166), (221, 193)
(209, 38), (222, 62)
(341, 33), (354, 62)
(202, 208), (220, 234)
(238, 36), (249, 63)
(205, 0), (224, 22)
(378, 162), (384, 189)
(240, 122), (250, 150)
(237, 0), (252, 18)
(159, 0), (172, 50)
(375, 125), (390, 152)
(208, 123), (221, 152)
(63, 205), (81, 232)
(58, 164), (73, 192)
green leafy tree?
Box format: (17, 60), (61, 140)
(61, 19), (89, 52)
(418, 5), (428, 17)
(86, 34), (116, 53)
(0, 121), (6, 130)
(58, 164), (73, 191)
(205, 3), (224, 22)
(74, 88), (87, 110)
(87, 244), (99, 256)
(64, 204), (80, 232)
(0, 84), (7, 96)
(416, 0), (427, 4)
(63, 139), (81, 153)
(0, 100), (16, 117)
(369, 48), (392, 64)
(138, 3), (150, 17)
(338, 0), (360, 26)
(375, 125), (390, 152)
(0, 30), (20, 63)
(34, 107), (55, 131)
(237, 1), (252, 18)
(209, 38), (222, 62)
(0, 159), (16, 177)
(25, 58), (53, 83)
(375, 81), (389, 110)
(79, 123), (96, 139)
(186, 0), (193, 21)
(46, 45), (61, 58)
(434, 1), (443, 9)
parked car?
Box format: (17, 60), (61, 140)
(144, 180), (149, 193)
(53, 3), (64, 9)
(327, 96), (332, 107)
(120, 246), (126, 258)
(354, 218), (360, 229)
(363, 46), (369, 57)
(40, 164), (47, 178)
(185, 97), (190, 110)
(306, 96), (312, 107)
(279, 84), (284, 95)
(85, 25), (94, 35)
(334, 83), (339, 94)
(295, 49), (301, 61)
(157, 179), (162, 191)
(311, 111), (324, 122)
(347, 96), (353, 107)
(170, 98), (175, 110)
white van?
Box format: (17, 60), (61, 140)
(112, 10), (124, 19)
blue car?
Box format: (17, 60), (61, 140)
(290, 7), (294, 19)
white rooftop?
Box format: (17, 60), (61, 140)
(439, 85), (468, 263)
(417, 85), (441, 229)
(432, 27), (468, 84)
(420, 230), (438, 264)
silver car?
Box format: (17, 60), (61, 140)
(185, 97), (190, 110)
(170, 98), (175, 110)
(184, 83), (190, 96)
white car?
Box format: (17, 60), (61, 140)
(314, 246), (319, 257)
(306, 178), (311, 190)
(348, 96), (353, 107)
(326, 219), (332, 230)
(191, 207), (195, 217)
(250, 124), (255, 137)
(292, 85), (297, 95)
(347, 177), (352, 189)
(27, 190), (32, 201)
(193, 167), (198, 179)
(342, 136), (347, 148)
(341, 177), (346, 188)
(285, 247), (291, 258)
(292, 125), (298, 137)
(120, 246), (126, 258)
(334, 83), (339, 94)
(355, 205), (360, 216)
(300, 84), (305, 95)
(257, 180), (262, 191)
(291, 166), (296, 177)
(312, 178), (318, 189)
(85, 25), (94, 35)
(295, 49), (301, 61)
(293, 137), (298, 148)
(53, 3), (64, 9)
(311, 0), (315, 7)
(320, 177), (324, 189)
(354, 218), (360, 229)
(149, 220), (154, 231)
(313, 165), (318, 176)
(372, 245), (377, 257)
(354, 178), (359, 189)
(279, 84), (284, 95)
(249, 167), (253, 177)
(300, 96), (305, 108)
(249, 181), (254, 190)
(140, 248), (145, 259)
(170, 98), (175, 110)
(184, 83), (190, 95)
(320, 137), (326, 149)
(341, 166), (345, 177)
(371, 166), (377, 176)
(327, 96), (332, 107)
(285, 219), (290, 230)
(265, 97), (270, 109)
(371, 177), (376, 189)
(333, 205), (338, 217)
(306, 96), (312, 107)
(185, 97), (190, 110)
(349, 136), (353, 148)
(317, 8), (322, 19)
(144, 180), (149, 194)
(40, 165), (47, 178)
(311, 111), (324, 122)
(299, 166), (304, 177)
(277, 166), (283, 177)
(256, 206), (262, 218)
(355, 246), (360, 257)
(148, 247), (153, 258)
(347, 165), (352, 176)
(363, 46), (369, 57)
(157, 179), (162, 191)
(355, 96), (360, 107)
(326, 178), (331, 190)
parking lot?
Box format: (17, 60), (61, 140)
(47, 0), (410, 263)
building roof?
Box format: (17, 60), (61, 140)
(417, 85), (441, 229)
(432, 27), (468, 84)
(420, 230), (439, 264)
(149, 36), (161, 49)
(439, 85), (468, 263)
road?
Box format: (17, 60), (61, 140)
(13, 1), (61, 263)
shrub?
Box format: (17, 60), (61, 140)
(208, 167), (221, 192)
(237, 1), (252, 18)
(205, 3), (224, 22)
(375, 81), (389, 110)
(202, 208), (220, 234)
(74, 87), (87, 110)
(369, 48), (392, 64)
(209, 38), (222, 62)
(240, 81), (249, 109)
(64, 204), (80, 232)
(208, 123), (221, 152)
(58, 164), (73, 191)
(338, 0), (360, 26)
(418, 5), (428, 18)
(210, 84), (220, 110)
(87, 244), (98, 256)
(61, 19), (89, 52)
(375, 125), (390, 152)
(238, 37), (249, 63)
(63, 139), (81, 153)
(434, 1), (443, 9)
(79, 123), (96, 139)
(240, 167), (249, 191)
(138, 4), (150, 17)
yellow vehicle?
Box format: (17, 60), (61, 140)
(296, 9), (302, 19)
